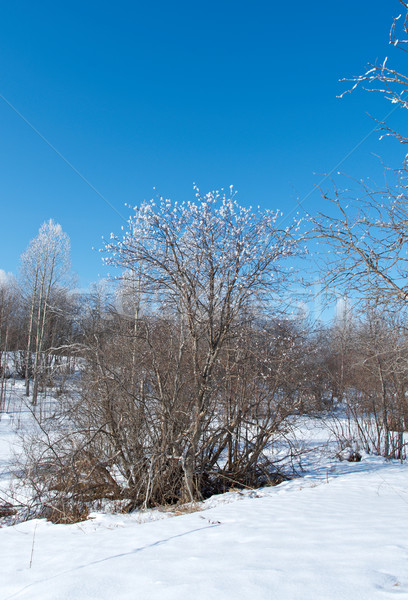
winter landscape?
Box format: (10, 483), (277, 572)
(2, 1), (408, 599)
(1, 381), (408, 599)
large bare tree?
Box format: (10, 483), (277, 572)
(104, 187), (299, 500)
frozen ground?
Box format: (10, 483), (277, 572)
(0, 383), (408, 599)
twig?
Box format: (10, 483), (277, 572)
(29, 522), (38, 569)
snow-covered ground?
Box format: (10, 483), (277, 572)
(1, 384), (408, 599)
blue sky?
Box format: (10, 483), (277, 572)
(0, 0), (406, 288)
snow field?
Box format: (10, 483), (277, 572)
(1, 387), (408, 599)
(1, 459), (408, 599)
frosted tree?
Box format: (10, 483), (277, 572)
(339, 0), (408, 145)
(312, 1), (408, 312)
(106, 187), (299, 500)
(21, 220), (71, 405)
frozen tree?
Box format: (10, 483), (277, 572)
(339, 0), (408, 145)
(104, 187), (299, 500)
(310, 178), (408, 311)
(310, 3), (408, 311)
(20, 220), (71, 405)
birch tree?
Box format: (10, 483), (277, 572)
(0, 273), (18, 410)
(20, 220), (71, 405)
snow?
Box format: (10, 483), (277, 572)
(1, 390), (408, 599)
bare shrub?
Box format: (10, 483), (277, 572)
(15, 190), (309, 515)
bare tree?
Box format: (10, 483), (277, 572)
(328, 311), (408, 460)
(310, 177), (408, 311)
(308, 0), (408, 311)
(104, 187), (299, 500)
(0, 273), (19, 410)
(307, 2), (408, 461)
(20, 220), (72, 405)
(339, 0), (408, 145)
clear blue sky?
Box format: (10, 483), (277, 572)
(0, 0), (406, 288)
